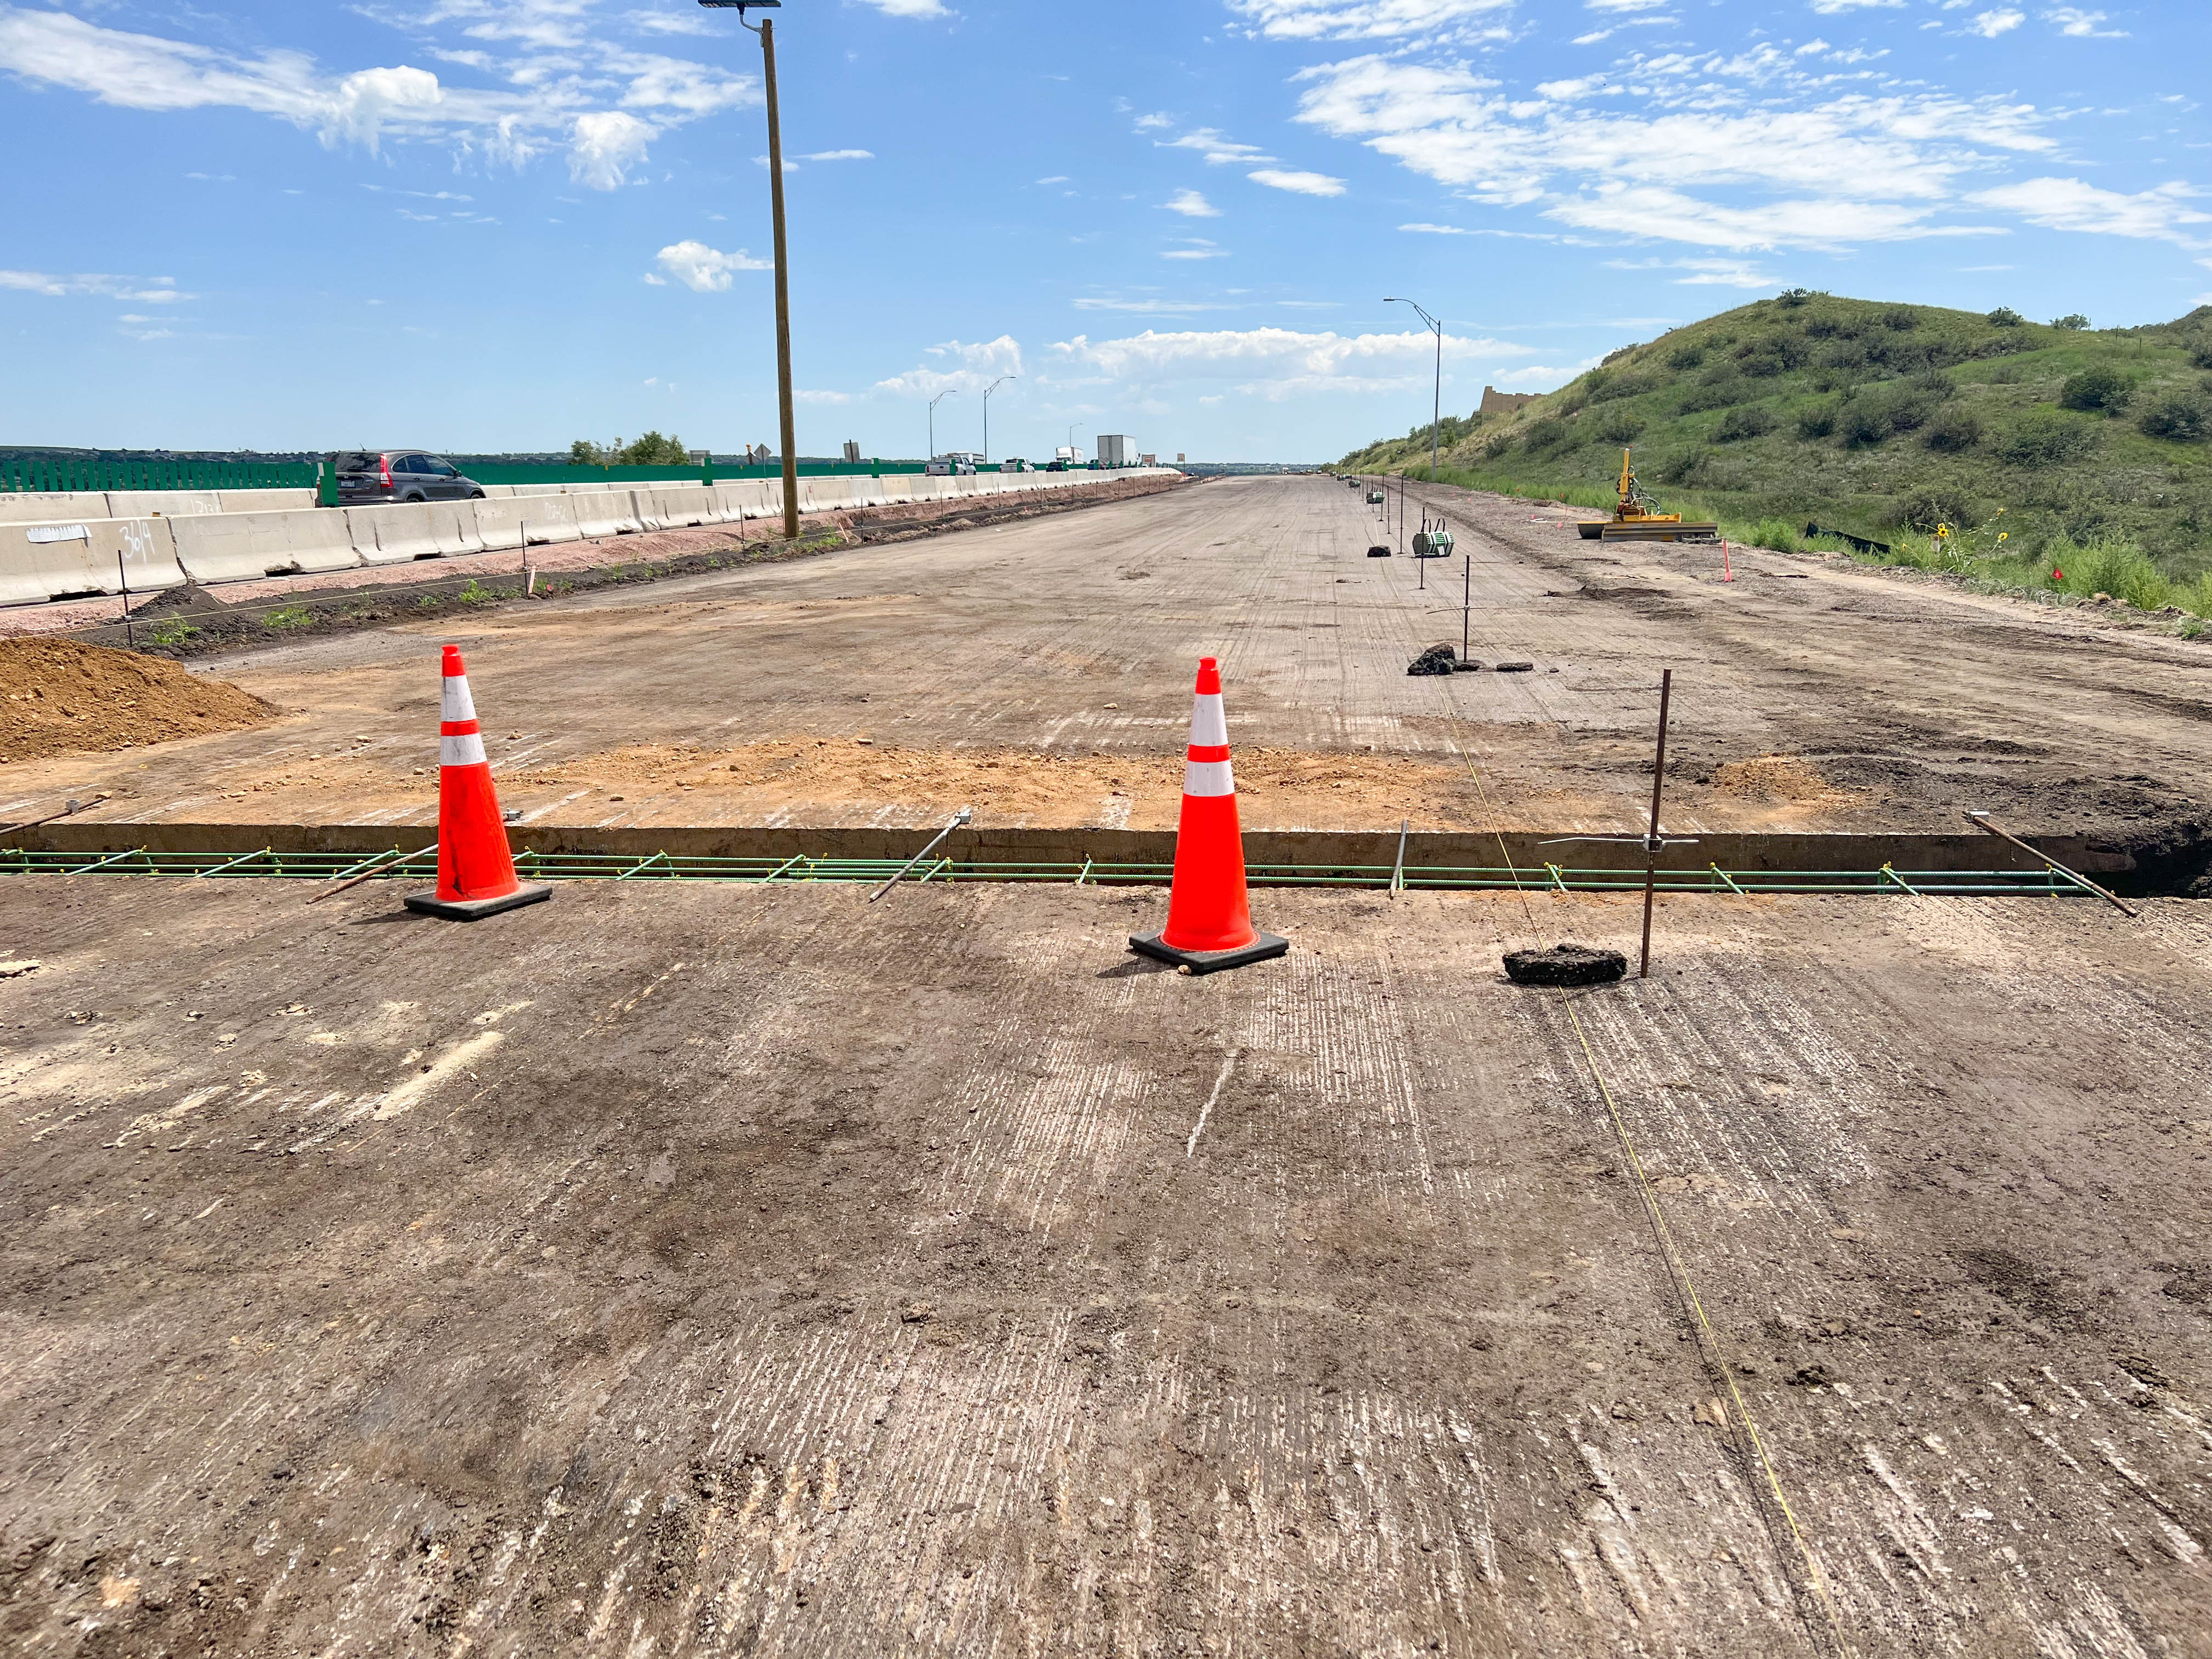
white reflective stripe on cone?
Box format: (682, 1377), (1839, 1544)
(441, 733), (489, 767)
(1188, 692), (1227, 747)
(1183, 758), (1235, 797)
(441, 676), (477, 723)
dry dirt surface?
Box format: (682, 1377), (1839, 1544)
(1, 877), (2209, 1656)
(0, 638), (272, 766)
(2, 476), (2208, 860)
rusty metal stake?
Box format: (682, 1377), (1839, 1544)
(1965, 811), (2137, 917)
(1640, 669), (1673, 978)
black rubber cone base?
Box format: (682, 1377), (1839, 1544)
(1129, 929), (1289, 976)
(404, 882), (554, 922)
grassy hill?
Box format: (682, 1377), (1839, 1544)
(1342, 294), (2212, 614)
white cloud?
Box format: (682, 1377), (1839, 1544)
(1224, 0), (1516, 42)
(1971, 177), (2210, 244)
(875, 336), (1024, 396)
(1290, 53), (2051, 250)
(1249, 167), (1347, 196)
(1966, 9), (2024, 35)
(1070, 296), (1240, 314)
(1049, 324), (1529, 400)
(853, 0), (950, 15)
(1161, 127), (1275, 165)
(0, 5), (752, 183)
(1036, 174), (1070, 184)
(653, 239), (771, 291)
(795, 390), (853, 404)
(1609, 254), (1774, 286)
(1163, 245), (1230, 259)
(0, 270), (189, 302)
(571, 110), (653, 189)
(1585, 0), (1667, 11)
(2045, 7), (2125, 36)
(1808, 0), (1901, 11)
(799, 148), (873, 162)
(1163, 188), (1222, 217)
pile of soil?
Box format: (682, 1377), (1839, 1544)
(0, 637), (274, 764)
(1710, 753), (1857, 805)
(506, 738), (1489, 830)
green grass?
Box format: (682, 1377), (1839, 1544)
(1346, 294), (2212, 595)
(260, 603), (314, 631)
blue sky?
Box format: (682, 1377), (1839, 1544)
(1, 0), (2203, 462)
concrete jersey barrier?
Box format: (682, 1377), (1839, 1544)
(352, 501), (486, 566)
(0, 492), (121, 526)
(171, 508), (361, 583)
(0, 515), (188, 606)
(472, 494), (583, 549)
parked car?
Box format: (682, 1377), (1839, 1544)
(328, 450), (486, 505)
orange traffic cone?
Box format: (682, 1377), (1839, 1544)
(1129, 656), (1288, 975)
(404, 644), (552, 922)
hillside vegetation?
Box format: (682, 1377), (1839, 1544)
(1342, 294), (2212, 613)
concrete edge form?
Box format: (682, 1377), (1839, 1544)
(0, 821), (2159, 886)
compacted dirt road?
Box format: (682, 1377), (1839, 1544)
(4, 476), (2211, 1656)
(1, 878), (2208, 1656)
(5, 475), (2209, 859)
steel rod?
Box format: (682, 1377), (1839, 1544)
(1640, 669), (1673, 978)
(1390, 818), (1409, 895)
(867, 806), (972, 901)
(1963, 811), (2138, 916)
(0, 792), (110, 835)
(306, 843), (433, 902)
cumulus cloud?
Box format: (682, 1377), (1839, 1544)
(1049, 325), (1528, 399)
(0, 4), (753, 182)
(571, 110), (653, 189)
(1971, 177), (2210, 244)
(2045, 7), (2124, 35)
(1289, 53), (2051, 250)
(1163, 188), (1222, 217)
(1966, 9), (2024, 35)
(654, 239), (771, 291)
(1249, 168), (1347, 195)
(0, 269), (190, 302)
(1161, 127), (1275, 165)
(876, 336), (1025, 397)
(1224, 0), (1515, 42)
(855, 0), (949, 15)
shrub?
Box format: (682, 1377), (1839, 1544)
(1587, 371), (1657, 404)
(1818, 339), (1871, 371)
(1922, 410), (1982, 453)
(2054, 537), (2170, 610)
(2191, 340), (2212, 371)
(1649, 448), (1712, 486)
(1796, 404), (1838, 439)
(1839, 402), (1892, 448)
(1987, 307), (2024, 327)
(1666, 341), (1706, 370)
(1714, 405), (1776, 442)
(2138, 388), (2212, 443)
(1999, 412), (2098, 467)
(1735, 338), (1797, 377)
(1899, 490), (1980, 533)
(1594, 408), (1647, 444)
(1677, 374), (1750, 414)
(2059, 364), (2132, 413)
(1776, 287), (1819, 308)
(1879, 306), (1918, 331)
(1480, 431), (1516, 460)
(1747, 519), (1804, 551)
(1521, 415), (1569, 452)
(2051, 314), (2090, 331)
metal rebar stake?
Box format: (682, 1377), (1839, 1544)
(1640, 668), (1674, 978)
(1462, 552), (1471, 663)
(869, 806), (972, 901)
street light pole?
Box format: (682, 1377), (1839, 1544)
(702, 0), (799, 540)
(929, 390), (955, 460)
(1068, 421), (1084, 465)
(1384, 296), (1444, 484)
(980, 374), (1016, 464)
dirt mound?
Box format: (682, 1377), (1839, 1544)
(1710, 753), (1856, 805)
(0, 637), (274, 764)
(507, 738), (1491, 830)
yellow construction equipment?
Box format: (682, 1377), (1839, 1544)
(1577, 449), (1718, 543)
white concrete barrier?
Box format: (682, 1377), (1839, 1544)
(215, 488), (318, 514)
(352, 501), (487, 566)
(568, 490), (641, 540)
(473, 494), (582, 548)
(635, 485), (716, 531)
(0, 492), (119, 526)
(0, 516), (188, 606)
(171, 508), (361, 582)
(104, 490), (227, 519)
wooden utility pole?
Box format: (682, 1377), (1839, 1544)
(761, 18), (800, 543)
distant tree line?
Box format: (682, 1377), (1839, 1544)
(568, 432), (693, 466)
